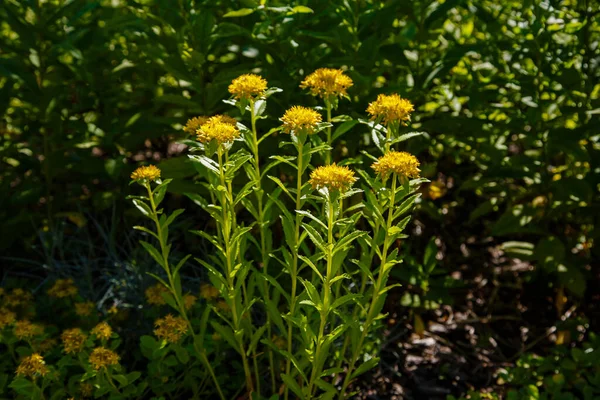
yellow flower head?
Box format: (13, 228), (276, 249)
(14, 320), (44, 340)
(80, 383), (93, 398)
(75, 301), (95, 317)
(281, 106), (323, 134)
(185, 115), (237, 135)
(183, 293), (198, 310)
(47, 278), (78, 298)
(130, 165), (161, 182)
(61, 328), (87, 354)
(5, 288), (34, 307)
(309, 164), (357, 192)
(197, 116), (241, 146)
(300, 68), (353, 98)
(16, 353), (49, 378)
(89, 347), (120, 370)
(366, 93), (414, 125)
(36, 338), (58, 353)
(199, 284), (219, 301)
(0, 308), (16, 329)
(372, 151), (420, 179)
(154, 314), (188, 343)
(91, 322), (112, 341)
(145, 283), (169, 306)
(228, 74), (268, 100)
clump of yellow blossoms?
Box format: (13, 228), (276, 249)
(4, 288), (33, 307)
(200, 284), (219, 301)
(14, 320), (44, 340)
(366, 93), (414, 125)
(281, 106), (323, 134)
(183, 293), (198, 310)
(0, 308), (16, 328)
(47, 278), (78, 298)
(16, 353), (49, 378)
(309, 164), (357, 192)
(91, 322), (112, 341)
(75, 301), (95, 317)
(197, 116), (241, 146)
(89, 347), (120, 370)
(184, 115), (237, 135)
(130, 165), (161, 182)
(228, 74), (268, 99)
(61, 328), (87, 354)
(154, 314), (188, 343)
(37, 338), (58, 353)
(145, 283), (169, 305)
(300, 68), (353, 98)
(372, 151), (420, 179)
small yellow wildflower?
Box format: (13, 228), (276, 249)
(36, 338), (58, 353)
(199, 284), (219, 301)
(16, 353), (49, 378)
(309, 164), (357, 192)
(47, 278), (78, 298)
(91, 322), (113, 341)
(300, 68), (353, 98)
(89, 347), (120, 370)
(145, 283), (169, 306)
(14, 320), (44, 340)
(0, 308), (16, 329)
(154, 314), (188, 343)
(61, 328), (87, 354)
(196, 116), (241, 146)
(228, 73), (268, 99)
(80, 382), (94, 398)
(75, 301), (95, 317)
(281, 106), (323, 134)
(372, 151), (420, 179)
(366, 93), (414, 125)
(5, 288), (33, 307)
(183, 293), (198, 310)
(428, 181), (447, 200)
(130, 165), (161, 182)
(184, 115), (237, 135)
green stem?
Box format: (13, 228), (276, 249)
(325, 98), (333, 164)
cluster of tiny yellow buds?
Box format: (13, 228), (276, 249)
(281, 106), (323, 134)
(183, 293), (198, 310)
(61, 328), (87, 354)
(16, 353), (49, 378)
(5, 288), (34, 307)
(183, 116), (209, 134)
(372, 151), (420, 179)
(47, 278), (78, 298)
(89, 347), (120, 370)
(91, 322), (112, 341)
(199, 284), (220, 301)
(366, 93), (414, 125)
(14, 320), (44, 340)
(300, 68), (353, 98)
(145, 283), (169, 305)
(154, 314), (188, 343)
(80, 382), (94, 398)
(197, 116), (241, 145)
(0, 308), (16, 329)
(228, 73), (268, 99)
(130, 165), (161, 182)
(309, 164), (357, 192)
(74, 301), (95, 317)
(36, 338), (58, 353)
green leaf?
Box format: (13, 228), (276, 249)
(173, 344), (190, 364)
(132, 199), (152, 217)
(350, 357), (380, 380)
(281, 373), (304, 399)
(224, 8), (254, 17)
(140, 241), (165, 268)
(291, 5), (314, 13)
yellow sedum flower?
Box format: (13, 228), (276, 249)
(281, 106), (323, 134)
(47, 278), (78, 298)
(183, 293), (198, 310)
(61, 328), (87, 354)
(228, 73), (268, 99)
(0, 308), (16, 329)
(16, 353), (49, 378)
(197, 115), (241, 146)
(366, 93), (414, 125)
(372, 151), (420, 179)
(199, 284), (219, 301)
(184, 115), (237, 135)
(130, 165), (161, 182)
(309, 164), (357, 192)
(91, 322), (112, 341)
(75, 301), (95, 317)
(154, 314), (188, 343)
(89, 347), (120, 370)
(4, 288), (33, 308)
(300, 68), (353, 98)
(14, 320), (44, 340)
(145, 283), (169, 306)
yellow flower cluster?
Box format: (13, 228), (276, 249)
(154, 314), (188, 343)
(200, 284), (219, 301)
(366, 93), (414, 125)
(14, 320), (44, 340)
(372, 151), (420, 179)
(183, 293), (198, 310)
(130, 165), (161, 182)
(47, 278), (78, 298)
(16, 353), (49, 378)
(61, 328), (87, 354)
(37, 338), (58, 353)
(228, 74), (268, 99)
(4, 288), (33, 307)
(184, 115), (237, 135)
(75, 301), (95, 317)
(91, 322), (112, 341)
(309, 164), (357, 192)
(89, 347), (120, 370)
(145, 283), (169, 305)
(197, 116), (241, 145)
(0, 308), (16, 329)
(281, 106), (323, 134)
(300, 68), (353, 98)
